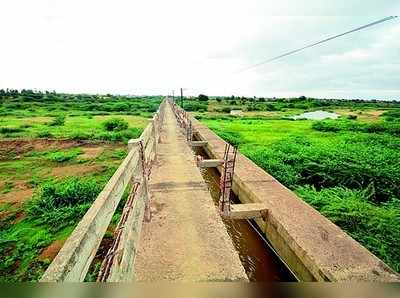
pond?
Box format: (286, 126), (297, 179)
(290, 110), (339, 120)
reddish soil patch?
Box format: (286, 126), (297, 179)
(51, 164), (103, 177)
(39, 240), (65, 262)
(0, 181), (34, 206)
(0, 139), (104, 160)
(12, 211), (25, 224)
(79, 147), (104, 159)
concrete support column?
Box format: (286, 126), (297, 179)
(128, 138), (141, 152)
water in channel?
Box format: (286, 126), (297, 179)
(192, 147), (296, 282)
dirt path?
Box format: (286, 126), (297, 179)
(134, 103), (247, 281)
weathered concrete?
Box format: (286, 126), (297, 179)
(198, 159), (224, 168)
(40, 101), (166, 282)
(134, 102), (247, 281)
(228, 203), (268, 220)
(190, 116), (400, 282)
(190, 141), (208, 147)
(104, 179), (146, 282)
(40, 148), (142, 282)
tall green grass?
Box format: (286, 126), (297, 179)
(203, 116), (400, 272)
(0, 177), (105, 281)
(312, 120), (400, 136)
(296, 185), (400, 272)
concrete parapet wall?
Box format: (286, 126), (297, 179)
(190, 116), (400, 282)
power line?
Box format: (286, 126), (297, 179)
(237, 16), (399, 73)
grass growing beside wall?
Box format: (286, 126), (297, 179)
(201, 114), (400, 273)
(0, 90), (159, 281)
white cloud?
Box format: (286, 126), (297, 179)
(0, 0), (399, 98)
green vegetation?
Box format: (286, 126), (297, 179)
(296, 186), (400, 272)
(103, 118), (129, 131)
(26, 148), (84, 163)
(0, 177), (107, 281)
(49, 115), (66, 126)
(27, 177), (102, 231)
(0, 89), (162, 118)
(200, 97), (400, 272)
(0, 89), (158, 281)
(313, 119), (400, 136)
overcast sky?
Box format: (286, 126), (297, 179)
(0, 0), (399, 99)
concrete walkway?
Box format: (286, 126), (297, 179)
(134, 102), (247, 281)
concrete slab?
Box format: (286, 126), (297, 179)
(134, 102), (247, 281)
(228, 203), (268, 220)
(198, 159), (224, 168)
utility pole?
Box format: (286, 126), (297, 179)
(172, 90), (175, 102)
(180, 88), (183, 108)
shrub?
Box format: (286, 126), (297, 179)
(103, 118), (129, 131)
(265, 104), (279, 111)
(198, 94), (209, 102)
(94, 127), (142, 142)
(241, 135), (400, 202)
(49, 115), (66, 126)
(312, 120), (400, 136)
(382, 110), (400, 120)
(218, 107), (232, 113)
(36, 131), (54, 138)
(347, 115), (358, 120)
(27, 177), (102, 230)
(183, 101), (208, 112)
(46, 149), (82, 162)
(70, 132), (94, 140)
(311, 121), (341, 132)
(0, 126), (23, 134)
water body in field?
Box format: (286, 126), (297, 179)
(291, 110), (339, 120)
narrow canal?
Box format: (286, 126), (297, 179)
(192, 146), (296, 281)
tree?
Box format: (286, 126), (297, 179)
(198, 94), (209, 102)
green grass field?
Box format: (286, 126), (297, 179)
(0, 90), (161, 281)
(1, 90), (400, 280)
(197, 98), (400, 273)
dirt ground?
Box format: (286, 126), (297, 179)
(79, 147), (104, 159)
(51, 164), (103, 177)
(0, 181), (34, 206)
(39, 240), (66, 262)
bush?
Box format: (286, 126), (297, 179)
(36, 131), (54, 138)
(183, 101), (208, 112)
(242, 135), (400, 202)
(218, 107), (232, 113)
(95, 127), (142, 142)
(382, 110), (400, 120)
(312, 120), (400, 136)
(48, 115), (66, 126)
(27, 177), (102, 230)
(312, 121), (341, 132)
(198, 94), (209, 101)
(46, 149), (82, 162)
(0, 126), (23, 134)
(296, 185), (400, 272)
(103, 118), (129, 131)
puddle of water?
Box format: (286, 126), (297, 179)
(291, 110), (339, 120)
(193, 147), (296, 281)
